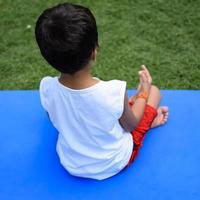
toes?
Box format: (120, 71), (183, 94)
(164, 114), (168, 119)
(161, 106), (169, 113)
(163, 116), (168, 122)
(151, 107), (169, 128)
(157, 106), (169, 114)
(163, 106), (169, 111)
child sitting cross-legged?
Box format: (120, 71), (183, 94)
(35, 3), (169, 180)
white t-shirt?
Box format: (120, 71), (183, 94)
(39, 76), (133, 180)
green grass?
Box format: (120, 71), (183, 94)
(0, 0), (200, 89)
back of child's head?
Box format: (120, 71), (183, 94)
(35, 3), (98, 75)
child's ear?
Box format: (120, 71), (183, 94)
(91, 48), (97, 62)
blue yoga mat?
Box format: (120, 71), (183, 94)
(0, 90), (200, 200)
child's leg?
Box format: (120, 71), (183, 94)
(146, 85), (161, 109)
(126, 85), (160, 167)
(131, 85), (160, 143)
(147, 86), (169, 128)
(129, 85), (161, 109)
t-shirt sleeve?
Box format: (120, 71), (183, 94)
(109, 80), (127, 119)
(39, 76), (52, 111)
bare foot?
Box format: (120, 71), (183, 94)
(151, 106), (169, 128)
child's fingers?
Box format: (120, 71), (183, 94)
(141, 65), (149, 74)
(139, 71), (151, 93)
(144, 70), (152, 83)
(139, 70), (148, 82)
(141, 65), (151, 77)
(141, 65), (150, 77)
(139, 71), (148, 83)
(143, 70), (149, 81)
(141, 65), (152, 83)
(138, 71), (143, 84)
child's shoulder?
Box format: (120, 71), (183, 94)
(40, 76), (57, 89)
(39, 76), (57, 97)
(40, 76), (55, 85)
(103, 79), (127, 91)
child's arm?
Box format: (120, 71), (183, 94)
(119, 66), (152, 132)
(119, 92), (144, 132)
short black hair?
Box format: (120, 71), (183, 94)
(35, 3), (98, 75)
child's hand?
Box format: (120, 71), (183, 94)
(141, 65), (152, 83)
(138, 65), (152, 95)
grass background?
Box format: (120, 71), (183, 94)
(0, 0), (200, 90)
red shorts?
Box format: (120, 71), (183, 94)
(126, 102), (157, 167)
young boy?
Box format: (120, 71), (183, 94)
(35, 3), (168, 180)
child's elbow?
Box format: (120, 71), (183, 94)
(125, 120), (138, 132)
(119, 116), (139, 133)
(129, 114), (144, 132)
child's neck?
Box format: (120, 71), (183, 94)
(58, 65), (99, 90)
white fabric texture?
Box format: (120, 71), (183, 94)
(39, 76), (133, 180)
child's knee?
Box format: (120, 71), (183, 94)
(150, 85), (161, 100)
(147, 85), (161, 109)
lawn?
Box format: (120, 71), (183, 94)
(0, 0), (200, 89)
